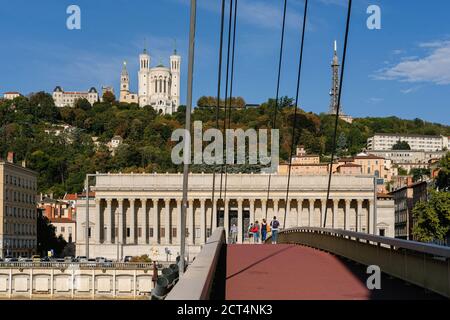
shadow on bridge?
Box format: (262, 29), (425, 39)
(224, 244), (444, 300)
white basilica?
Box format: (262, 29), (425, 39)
(119, 47), (181, 115)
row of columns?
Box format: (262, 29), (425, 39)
(92, 198), (374, 245)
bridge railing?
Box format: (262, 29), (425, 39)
(0, 262), (169, 270)
(166, 227), (226, 300)
(272, 227), (450, 298)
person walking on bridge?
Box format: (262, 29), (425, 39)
(253, 221), (260, 244)
(261, 219), (268, 242)
(270, 216), (280, 244)
(230, 224), (238, 244)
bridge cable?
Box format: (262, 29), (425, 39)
(323, 0), (353, 228)
(283, 0), (309, 229)
(223, 0), (239, 206)
(265, 0), (288, 220)
(219, 0), (235, 204)
(210, 0), (227, 234)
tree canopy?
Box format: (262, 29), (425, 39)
(392, 140), (411, 150)
(1, 94), (449, 197)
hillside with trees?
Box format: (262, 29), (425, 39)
(1, 93), (449, 197)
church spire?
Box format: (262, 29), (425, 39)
(143, 38), (148, 54)
(121, 61), (128, 76)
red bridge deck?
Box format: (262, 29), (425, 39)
(225, 244), (442, 300)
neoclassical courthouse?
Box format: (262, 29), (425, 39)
(76, 173), (394, 260)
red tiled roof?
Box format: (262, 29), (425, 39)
(64, 194), (78, 201)
(354, 155), (385, 160)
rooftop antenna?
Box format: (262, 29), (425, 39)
(173, 38), (178, 55)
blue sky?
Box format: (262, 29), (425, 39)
(0, 0), (449, 124)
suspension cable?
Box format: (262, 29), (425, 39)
(283, 0), (309, 229)
(219, 0), (235, 202)
(223, 0), (238, 205)
(265, 0), (288, 220)
(210, 0), (226, 233)
(323, 0), (353, 228)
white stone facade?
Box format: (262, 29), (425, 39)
(137, 49), (180, 114)
(367, 134), (449, 152)
(75, 173), (395, 261)
(52, 86), (99, 108)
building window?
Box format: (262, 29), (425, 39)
(172, 228), (177, 238)
(149, 228), (154, 238)
(195, 228), (201, 238)
(61, 227), (65, 233)
(379, 229), (386, 237)
(138, 227), (142, 237)
(126, 228), (130, 237)
(160, 228), (166, 238)
(88, 227), (92, 238)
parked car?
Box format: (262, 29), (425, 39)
(123, 256), (133, 263)
(31, 255), (41, 263)
(41, 256), (50, 262)
(76, 256), (88, 263)
(95, 257), (106, 263)
(18, 256), (28, 262)
(64, 256), (75, 263)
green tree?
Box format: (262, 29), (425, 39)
(412, 190), (450, 243)
(74, 98), (92, 111)
(436, 152), (450, 191)
(102, 91), (116, 104)
(392, 140), (411, 150)
(411, 168), (431, 182)
(37, 214), (68, 257)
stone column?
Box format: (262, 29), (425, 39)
(200, 199), (206, 244)
(357, 199), (363, 233)
(308, 199), (314, 227)
(285, 199), (291, 228)
(129, 199), (136, 245)
(95, 199), (102, 244)
(297, 199), (303, 227)
(105, 199), (112, 244)
(261, 199), (267, 221)
(273, 199), (279, 220)
(345, 199), (351, 231)
(141, 199), (148, 244)
(153, 199), (159, 244)
(188, 200), (194, 245)
(165, 199), (171, 245)
(333, 199), (339, 229)
(368, 199), (374, 235)
(249, 199), (255, 224)
(224, 199), (229, 242)
(212, 199), (217, 231)
(237, 198), (243, 244)
(177, 199), (182, 245)
(118, 199), (124, 245)
(321, 199), (327, 228)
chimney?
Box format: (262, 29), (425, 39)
(7, 152), (14, 163)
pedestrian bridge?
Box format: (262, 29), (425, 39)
(167, 227), (450, 300)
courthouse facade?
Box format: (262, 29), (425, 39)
(76, 173), (394, 260)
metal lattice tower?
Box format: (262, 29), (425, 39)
(329, 40), (342, 115)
